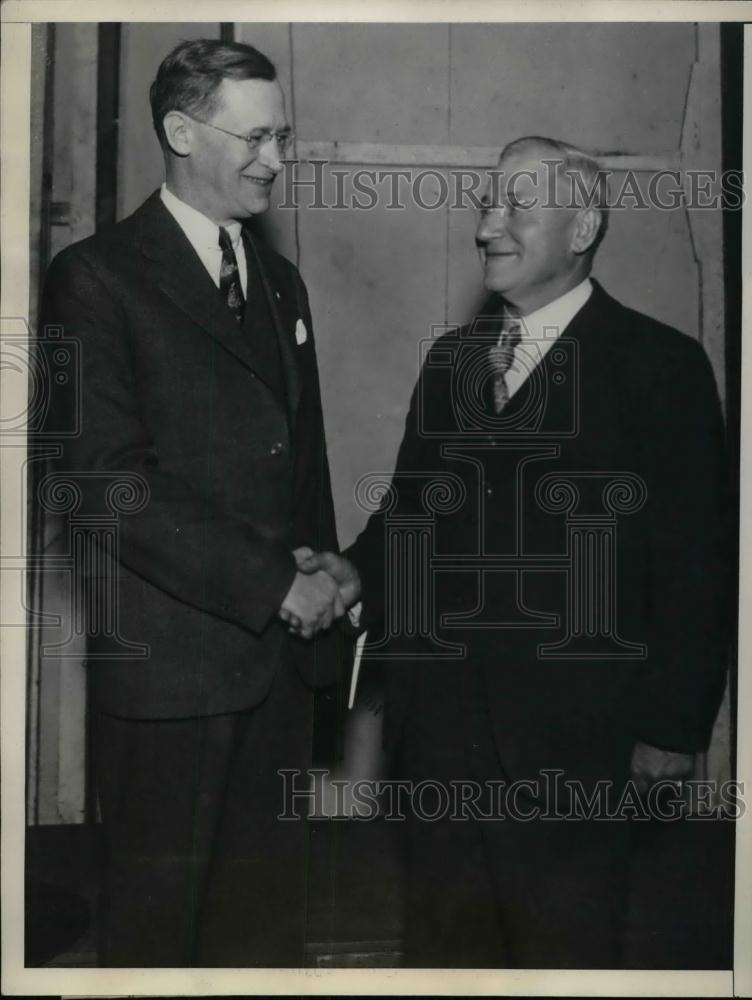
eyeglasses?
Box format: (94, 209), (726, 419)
(190, 116), (295, 155)
(478, 197), (536, 218)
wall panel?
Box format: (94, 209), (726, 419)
(450, 23), (695, 152)
(297, 166), (449, 545)
(235, 23), (297, 260)
(118, 22), (220, 219)
(593, 188), (700, 337)
(30, 23), (98, 824)
(292, 24), (450, 146)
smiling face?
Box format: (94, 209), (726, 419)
(166, 77), (288, 225)
(475, 144), (592, 315)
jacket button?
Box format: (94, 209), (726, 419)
(270, 442), (284, 455)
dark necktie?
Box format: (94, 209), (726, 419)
(489, 316), (522, 413)
(218, 226), (245, 324)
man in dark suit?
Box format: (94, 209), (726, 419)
(40, 39), (347, 966)
(302, 136), (730, 967)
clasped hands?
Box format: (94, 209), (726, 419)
(278, 547), (361, 639)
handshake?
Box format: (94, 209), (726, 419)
(278, 547), (362, 639)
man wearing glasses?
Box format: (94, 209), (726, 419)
(40, 39), (346, 966)
(304, 136), (730, 967)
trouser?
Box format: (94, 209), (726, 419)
(398, 659), (630, 968)
(94, 656), (313, 967)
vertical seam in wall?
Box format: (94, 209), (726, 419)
(679, 22), (704, 347)
(693, 21), (704, 347)
(288, 23), (301, 271)
(29, 22), (57, 824)
(444, 24), (452, 326)
(682, 155), (705, 348)
(693, 22), (705, 348)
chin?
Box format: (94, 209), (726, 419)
(245, 196), (271, 217)
(484, 264), (518, 293)
(483, 274), (511, 294)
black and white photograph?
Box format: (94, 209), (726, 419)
(1, 1), (750, 995)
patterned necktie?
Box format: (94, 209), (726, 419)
(218, 226), (245, 324)
(489, 316), (522, 413)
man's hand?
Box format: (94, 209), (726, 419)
(279, 567), (344, 639)
(295, 550), (362, 609)
(629, 740), (694, 796)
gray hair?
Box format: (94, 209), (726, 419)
(500, 135), (610, 251)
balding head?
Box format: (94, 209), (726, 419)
(476, 136), (609, 314)
(499, 136), (609, 243)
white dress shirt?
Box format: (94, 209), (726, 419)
(160, 183), (248, 297)
(504, 277), (592, 400)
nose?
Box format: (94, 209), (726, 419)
(257, 134), (284, 173)
(476, 205), (507, 245)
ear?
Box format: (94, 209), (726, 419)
(570, 207), (601, 255)
(162, 111), (193, 157)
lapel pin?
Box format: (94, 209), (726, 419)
(295, 318), (308, 345)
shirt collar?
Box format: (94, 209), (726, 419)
(514, 277), (593, 341)
(160, 183), (243, 249)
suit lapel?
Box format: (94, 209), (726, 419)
(244, 231), (302, 430)
(487, 282), (607, 433)
(496, 332), (568, 431)
(133, 193), (279, 396)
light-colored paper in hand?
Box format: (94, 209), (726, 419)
(348, 630), (367, 709)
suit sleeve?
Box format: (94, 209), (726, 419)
(289, 268), (338, 555)
(344, 354), (438, 631)
(41, 245), (296, 635)
(634, 338), (731, 753)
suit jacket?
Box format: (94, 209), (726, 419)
(347, 281), (730, 786)
(40, 191), (346, 719)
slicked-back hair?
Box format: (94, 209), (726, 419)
(500, 135), (610, 252)
(150, 38), (277, 148)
